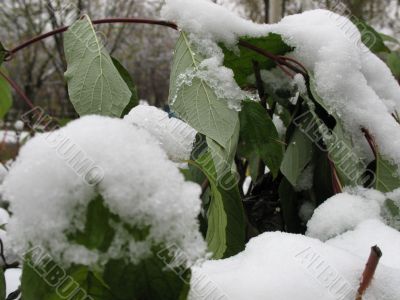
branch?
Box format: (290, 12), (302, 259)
(4, 18), (178, 60)
(3, 17), (307, 80)
(0, 69), (34, 109)
(328, 157), (343, 194)
(356, 245), (382, 300)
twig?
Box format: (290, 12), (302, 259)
(362, 128), (377, 159)
(200, 179), (210, 198)
(328, 157), (343, 194)
(356, 245), (382, 300)
(4, 18), (178, 60)
(3, 17), (306, 81)
(0, 69), (34, 109)
(252, 60), (268, 110)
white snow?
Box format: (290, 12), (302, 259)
(1, 116), (206, 268)
(190, 230), (400, 300)
(13, 121), (24, 131)
(5, 268), (21, 296)
(124, 105), (197, 162)
(0, 208), (9, 226)
(0, 131), (29, 144)
(306, 189), (384, 241)
(327, 219), (400, 270)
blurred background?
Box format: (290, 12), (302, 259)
(0, 0), (399, 135)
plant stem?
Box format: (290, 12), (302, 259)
(356, 245), (382, 300)
(3, 17), (306, 79)
(0, 69), (34, 109)
(4, 18), (177, 60)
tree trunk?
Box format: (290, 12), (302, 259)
(269, 0), (283, 23)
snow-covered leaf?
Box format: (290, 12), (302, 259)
(64, 16), (132, 117)
(68, 195), (115, 252)
(239, 100), (283, 178)
(354, 19), (390, 53)
(169, 32), (239, 148)
(103, 253), (188, 300)
(21, 262), (113, 300)
(0, 67), (12, 120)
(222, 33), (293, 87)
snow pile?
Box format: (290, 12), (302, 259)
(306, 189), (384, 241)
(124, 105), (197, 162)
(163, 0), (400, 171)
(190, 188), (400, 300)
(1, 116), (206, 267)
(327, 219), (400, 269)
(190, 229), (400, 300)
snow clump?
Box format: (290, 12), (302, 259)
(1, 115), (206, 268)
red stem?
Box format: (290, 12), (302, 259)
(5, 18), (177, 60)
(3, 17), (306, 79)
(328, 157), (343, 194)
(356, 246), (382, 300)
(362, 128), (377, 159)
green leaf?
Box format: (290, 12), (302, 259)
(168, 32), (239, 148)
(206, 119), (240, 179)
(103, 250), (188, 300)
(376, 153), (400, 193)
(64, 15), (132, 117)
(192, 152), (245, 259)
(387, 52), (400, 79)
(307, 80), (366, 187)
(0, 268), (5, 300)
(68, 195), (115, 252)
(279, 178), (301, 233)
(111, 57), (139, 116)
(239, 100), (283, 177)
(0, 67), (12, 120)
(380, 32), (400, 45)
(353, 19), (390, 53)
(21, 260), (113, 300)
(222, 33), (293, 87)
(280, 127), (313, 187)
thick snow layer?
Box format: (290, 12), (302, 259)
(306, 189), (384, 241)
(1, 116), (206, 267)
(163, 1), (400, 171)
(190, 231), (400, 300)
(327, 219), (400, 270)
(124, 105), (197, 162)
